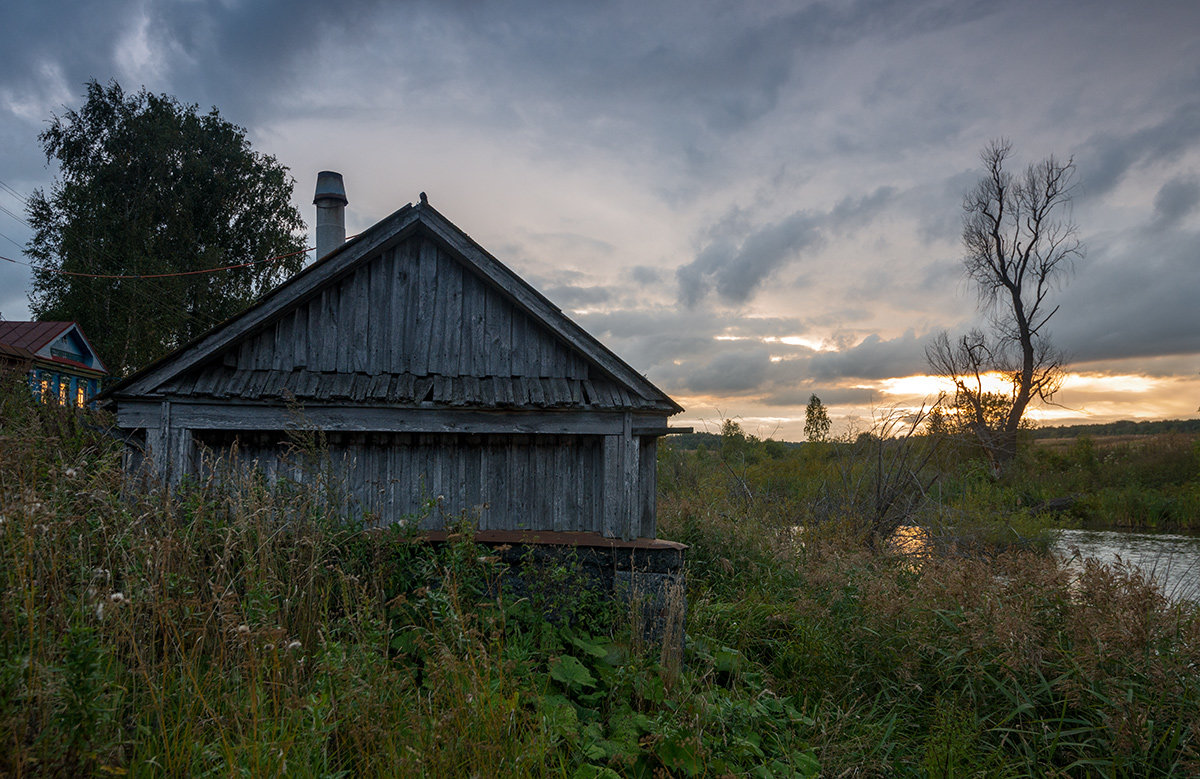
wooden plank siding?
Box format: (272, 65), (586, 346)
(107, 202), (682, 540)
(183, 236), (590, 397)
(195, 431), (609, 534)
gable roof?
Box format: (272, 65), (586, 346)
(0, 321), (72, 352)
(104, 200), (682, 414)
(0, 321), (108, 374)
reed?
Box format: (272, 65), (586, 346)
(3, 382), (1198, 776)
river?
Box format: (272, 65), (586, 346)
(1053, 527), (1200, 601)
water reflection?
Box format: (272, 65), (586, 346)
(887, 525), (1200, 601)
(889, 525), (932, 558)
(1054, 528), (1200, 602)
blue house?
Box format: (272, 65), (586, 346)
(0, 321), (108, 406)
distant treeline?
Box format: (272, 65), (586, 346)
(666, 431), (805, 450)
(666, 418), (1200, 448)
(1029, 418), (1200, 439)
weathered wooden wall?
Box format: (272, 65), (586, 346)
(191, 238), (584, 384)
(114, 224), (677, 540)
(190, 431), (657, 539)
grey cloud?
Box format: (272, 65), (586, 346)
(1152, 176), (1200, 227)
(1078, 101), (1200, 200)
(627, 265), (664, 286)
(1053, 229), (1200, 363)
(678, 186), (898, 307)
(918, 255), (964, 295)
(677, 346), (773, 395)
(574, 306), (731, 372)
(807, 330), (931, 380)
(541, 284), (611, 308)
(0, 0), (388, 125)
(760, 386), (877, 408)
(677, 211), (822, 306)
(916, 169), (977, 244)
(828, 186), (897, 232)
(527, 232), (615, 258)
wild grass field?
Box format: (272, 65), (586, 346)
(2, 385), (1199, 777)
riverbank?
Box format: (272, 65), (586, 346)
(2, 392), (1199, 775)
(1023, 431), (1200, 532)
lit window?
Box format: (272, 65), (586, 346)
(59, 379), (68, 405)
(77, 385), (86, 406)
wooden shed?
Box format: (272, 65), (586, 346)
(103, 181), (685, 541)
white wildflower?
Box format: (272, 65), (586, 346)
(109, 592), (125, 604)
(65, 467), (80, 479)
(263, 643), (275, 651)
(286, 640), (302, 652)
(95, 602), (105, 620)
(236, 624), (250, 635)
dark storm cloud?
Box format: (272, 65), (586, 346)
(677, 210), (823, 307)
(446, 0), (996, 138)
(680, 347), (774, 395)
(807, 331), (931, 381)
(1053, 228), (1200, 363)
(1078, 100), (1200, 200)
(0, 0), (392, 137)
(678, 186), (897, 306)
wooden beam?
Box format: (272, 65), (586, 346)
(621, 411), (636, 541)
(115, 401), (629, 436)
(602, 434), (621, 539)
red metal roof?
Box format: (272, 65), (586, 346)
(0, 342), (36, 362)
(0, 321), (107, 375)
(0, 321), (72, 352)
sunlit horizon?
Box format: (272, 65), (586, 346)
(675, 369), (1200, 443)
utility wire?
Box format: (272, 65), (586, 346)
(0, 229), (24, 252)
(0, 173), (323, 335)
(0, 178), (28, 204)
(0, 245), (312, 279)
(0, 202), (27, 226)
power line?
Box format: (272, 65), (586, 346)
(0, 202), (27, 227)
(0, 172), (320, 336)
(0, 245), (313, 280)
(0, 178), (28, 205)
(0, 229), (24, 252)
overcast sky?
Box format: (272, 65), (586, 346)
(2, 0), (1197, 439)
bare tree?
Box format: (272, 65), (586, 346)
(927, 140), (1082, 474)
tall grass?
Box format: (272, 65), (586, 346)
(0, 381), (821, 776)
(1018, 433), (1200, 530)
(659, 436), (1200, 776)
(4, 378), (1199, 775)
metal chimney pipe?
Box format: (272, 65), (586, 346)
(313, 171), (348, 260)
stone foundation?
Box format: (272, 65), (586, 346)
(420, 530), (687, 642)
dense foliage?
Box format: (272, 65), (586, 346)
(2, 382), (1198, 775)
(26, 80), (307, 376)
